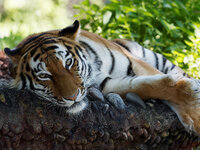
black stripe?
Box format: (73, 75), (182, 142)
(164, 67), (169, 74)
(63, 44), (75, 56)
(170, 64), (176, 70)
(33, 68), (39, 74)
(44, 45), (58, 52)
(20, 73), (26, 90)
(26, 74), (34, 90)
(33, 53), (40, 62)
(42, 39), (57, 44)
(75, 47), (84, 61)
(38, 37), (58, 44)
(99, 77), (112, 91)
(30, 47), (39, 57)
(22, 33), (56, 47)
(24, 33), (48, 45)
(23, 54), (27, 60)
(36, 63), (41, 73)
(127, 60), (133, 76)
(31, 69), (37, 79)
(25, 38), (57, 52)
(153, 52), (159, 69)
(23, 37), (58, 55)
(79, 41), (96, 54)
(162, 56), (167, 72)
(57, 51), (64, 59)
(114, 41), (131, 52)
(22, 54), (28, 71)
(80, 42), (90, 56)
(142, 47), (145, 57)
(24, 44), (38, 54)
(65, 45), (72, 50)
(76, 45), (88, 76)
(108, 49), (115, 74)
(65, 51), (70, 57)
(76, 45), (83, 52)
(79, 41), (102, 71)
(76, 45), (87, 70)
(75, 47), (86, 77)
(26, 63), (30, 72)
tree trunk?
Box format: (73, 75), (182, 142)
(0, 52), (199, 150)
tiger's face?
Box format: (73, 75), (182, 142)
(4, 21), (88, 113)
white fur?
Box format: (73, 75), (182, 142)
(66, 100), (87, 114)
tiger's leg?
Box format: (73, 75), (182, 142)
(102, 75), (200, 134)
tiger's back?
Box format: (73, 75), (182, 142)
(78, 30), (186, 87)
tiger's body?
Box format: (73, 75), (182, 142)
(4, 20), (200, 134)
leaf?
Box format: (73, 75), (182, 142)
(174, 0), (189, 15)
(160, 19), (178, 33)
(103, 11), (112, 25)
(184, 40), (193, 47)
(82, 0), (90, 6)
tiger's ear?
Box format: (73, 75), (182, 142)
(4, 47), (21, 63)
(59, 20), (80, 41)
(4, 47), (21, 78)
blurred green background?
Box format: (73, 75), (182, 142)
(0, 0), (200, 78)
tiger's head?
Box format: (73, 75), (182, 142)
(4, 20), (89, 114)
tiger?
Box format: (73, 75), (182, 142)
(4, 20), (200, 134)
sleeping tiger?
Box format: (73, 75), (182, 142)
(4, 20), (200, 134)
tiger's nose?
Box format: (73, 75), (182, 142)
(63, 90), (79, 101)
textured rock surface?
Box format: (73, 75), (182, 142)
(0, 51), (200, 150)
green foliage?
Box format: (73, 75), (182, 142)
(183, 24), (200, 78)
(0, 0), (69, 49)
(74, 0), (200, 78)
(1, 0), (199, 78)
(0, 32), (23, 50)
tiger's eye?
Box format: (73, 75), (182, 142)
(38, 73), (51, 79)
(39, 74), (46, 78)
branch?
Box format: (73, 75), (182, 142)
(0, 80), (199, 150)
(0, 52), (199, 149)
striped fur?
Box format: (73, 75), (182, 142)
(5, 21), (200, 134)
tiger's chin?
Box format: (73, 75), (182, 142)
(65, 89), (88, 114)
(66, 99), (88, 114)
